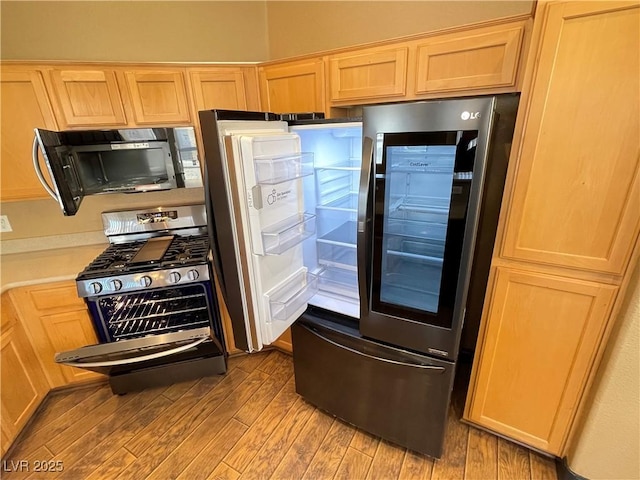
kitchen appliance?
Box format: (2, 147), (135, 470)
(54, 204), (226, 394)
(33, 127), (203, 216)
(199, 94), (518, 457)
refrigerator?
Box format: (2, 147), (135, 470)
(199, 94), (519, 458)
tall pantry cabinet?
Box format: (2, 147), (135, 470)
(465, 1), (640, 456)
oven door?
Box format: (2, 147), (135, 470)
(54, 327), (222, 376)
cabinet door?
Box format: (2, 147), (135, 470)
(189, 68), (248, 111)
(121, 69), (191, 124)
(11, 282), (103, 388)
(467, 267), (617, 455)
(47, 68), (127, 128)
(501, 3), (640, 274)
(1, 323), (49, 446)
(258, 59), (325, 113)
(414, 22), (525, 94)
(0, 69), (58, 202)
(329, 46), (407, 103)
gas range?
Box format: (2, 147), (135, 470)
(76, 204), (211, 298)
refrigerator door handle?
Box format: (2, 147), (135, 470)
(56, 336), (208, 368)
(357, 136), (375, 311)
(302, 323), (446, 373)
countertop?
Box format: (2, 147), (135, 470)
(0, 243), (108, 294)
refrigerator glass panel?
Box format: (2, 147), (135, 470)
(372, 131), (478, 327)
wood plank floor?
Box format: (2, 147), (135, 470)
(3, 351), (557, 480)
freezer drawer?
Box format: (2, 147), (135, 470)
(292, 312), (455, 458)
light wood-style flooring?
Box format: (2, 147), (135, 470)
(3, 350), (557, 480)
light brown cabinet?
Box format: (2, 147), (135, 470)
(413, 21), (525, 95)
(8, 281), (103, 389)
(120, 69), (192, 125)
(46, 67), (127, 128)
(258, 58), (326, 114)
(189, 68), (248, 111)
(500, 3), (639, 275)
(465, 1), (640, 456)
(329, 46), (408, 103)
(0, 293), (49, 454)
(0, 67), (58, 202)
(466, 267), (617, 454)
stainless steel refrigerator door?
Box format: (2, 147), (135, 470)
(54, 327), (220, 375)
(359, 97), (497, 360)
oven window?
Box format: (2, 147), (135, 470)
(96, 284), (212, 341)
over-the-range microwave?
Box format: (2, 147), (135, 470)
(33, 127), (203, 216)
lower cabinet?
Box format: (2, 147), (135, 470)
(465, 266), (617, 455)
(8, 281), (104, 389)
(0, 294), (49, 454)
(272, 327), (293, 354)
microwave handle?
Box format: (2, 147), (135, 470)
(32, 135), (60, 201)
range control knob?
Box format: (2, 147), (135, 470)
(109, 279), (123, 291)
(186, 269), (200, 281)
(168, 271), (182, 284)
(89, 282), (103, 295)
(140, 276), (153, 287)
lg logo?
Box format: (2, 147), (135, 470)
(461, 111), (481, 120)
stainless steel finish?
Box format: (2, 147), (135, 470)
(357, 136), (374, 317)
(60, 336), (208, 367)
(76, 264), (210, 298)
(304, 321), (445, 371)
(55, 327), (211, 363)
(102, 204), (207, 239)
(32, 133), (60, 202)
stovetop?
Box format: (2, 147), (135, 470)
(77, 234), (209, 281)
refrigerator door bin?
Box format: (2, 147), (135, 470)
(292, 312), (455, 458)
(265, 268), (318, 321)
(254, 152), (314, 185)
(261, 212), (316, 255)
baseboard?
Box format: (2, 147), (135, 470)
(556, 457), (589, 480)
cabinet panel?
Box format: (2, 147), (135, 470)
(329, 47), (407, 102)
(501, 3), (640, 274)
(10, 282), (103, 388)
(1, 323), (49, 446)
(48, 68), (127, 128)
(415, 23), (524, 94)
(468, 267), (617, 454)
(189, 68), (248, 111)
(259, 59), (325, 114)
(1, 69), (58, 202)
(121, 69), (191, 124)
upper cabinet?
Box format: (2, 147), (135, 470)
(500, 3), (640, 275)
(119, 68), (191, 125)
(189, 68), (248, 111)
(258, 58), (326, 113)
(329, 46), (408, 103)
(0, 67), (57, 202)
(46, 67), (127, 128)
(413, 21), (525, 95)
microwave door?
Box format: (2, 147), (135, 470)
(34, 128), (84, 216)
(54, 327), (216, 376)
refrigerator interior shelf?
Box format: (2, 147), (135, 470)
(317, 221), (358, 246)
(262, 212), (316, 255)
(254, 152), (314, 185)
(386, 249), (444, 267)
(315, 157), (361, 171)
(383, 259), (442, 296)
(317, 192), (359, 212)
(266, 269), (318, 322)
(317, 267), (359, 300)
(386, 219), (448, 241)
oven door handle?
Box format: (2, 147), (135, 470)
(60, 336), (208, 368)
